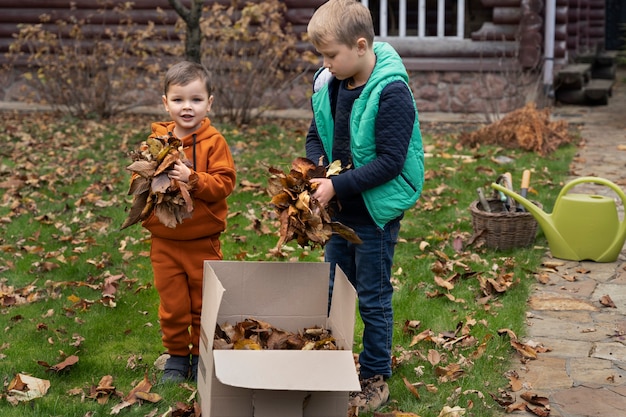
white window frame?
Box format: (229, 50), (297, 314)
(360, 0), (465, 39)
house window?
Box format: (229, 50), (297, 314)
(361, 0), (465, 39)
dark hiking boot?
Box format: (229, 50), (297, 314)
(348, 375), (390, 413)
(161, 354), (189, 383)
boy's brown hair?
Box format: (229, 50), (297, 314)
(307, 0), (375, 48)
(163, 61), (212, 96)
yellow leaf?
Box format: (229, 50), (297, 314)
(326, 160), (343, 176)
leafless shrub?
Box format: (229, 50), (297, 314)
(5, 3), (177, 119)
(199, 0), (317, 125)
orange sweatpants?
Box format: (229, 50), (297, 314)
(150, 234), (222, 356)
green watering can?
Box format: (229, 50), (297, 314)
(491, 177), (626, 262)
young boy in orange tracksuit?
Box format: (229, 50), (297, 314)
(141, 61), (236, 382)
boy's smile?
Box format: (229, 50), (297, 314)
(162, 78), (214, 138)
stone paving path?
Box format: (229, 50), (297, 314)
(507, 70), (626, 417)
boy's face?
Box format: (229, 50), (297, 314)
(315, 38), (362, 82)
(162, 78), (214, 138)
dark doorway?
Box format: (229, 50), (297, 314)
(606, 0), (626, 50)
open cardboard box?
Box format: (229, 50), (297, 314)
(197, 261), (360, 417)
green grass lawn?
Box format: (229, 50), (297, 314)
(0, 111), (578, 416)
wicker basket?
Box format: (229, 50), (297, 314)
(469, 198), (542, 250)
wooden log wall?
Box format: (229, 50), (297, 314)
(0, 0), (313, 60)
(567, 0), (606, 55)
(0, 0), (608, 71)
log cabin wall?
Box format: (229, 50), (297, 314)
(0, 0), (611, 114)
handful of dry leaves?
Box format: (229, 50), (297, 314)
(267, 157), (361, 255)
(214, 317), (338, 351)
(121, 134), (195, 230)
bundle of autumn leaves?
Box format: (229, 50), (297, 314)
(121, 134), (195, 230)
(267, 157), (361, 254)
(458, 102), (574, 156)
(214, 317), (338, 351)
(121, 138), (361, 252)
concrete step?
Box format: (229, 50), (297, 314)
(592, 63), (617, 80)
(595, 50), (619, 66)
(556, 64), (592, 89)
(584, 78), (614, 104)
(555, 78), (614, 106)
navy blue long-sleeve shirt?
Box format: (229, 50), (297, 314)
(306, 77), (416, 225)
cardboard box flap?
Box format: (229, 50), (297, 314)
(213, 350), (360, 391)
(201, 262), (226, 348)
(328, 264), (356, 349)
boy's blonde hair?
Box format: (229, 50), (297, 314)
(163, 61), (212, 96)
(307, 0), (375, 48)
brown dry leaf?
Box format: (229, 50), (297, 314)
(435, 363), (465, 382)
(599, 294), (617, 308)
(434, 275), (454, 290)
(520, 392), (549, 407)
(91, 375), (116, 405)
(409, 329), (435, 347)
(507, 373), (523, 392)
(402, 376), (421, 399)
(7, 373), (51, 402)
(123, 374), (153, 403)
(134, 391), (162, 403)
(510, 340), (538, 360)
(506, 402), (529, 413)
(38, 354), (79, 373)
(525, 404), (550, 417)
(498, 328), (518, 340)
(490, 389), (515, 407)
(267, 157), (360, 253)
(216, 318), (337, 351)
(403, 320), (421, 333)
(102, 273), (123, 297)
(427, 349), (442, 366)
(122, 135), (193, 230)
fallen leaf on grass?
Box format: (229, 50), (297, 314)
(402, 376), (420, 399)
(38, 354), (79, 372)
(434, 275), (454, 290)
(89, 375), (117, 405)
(435, 363), (465, 382)
(7, 373), (51, 402)
(427, 349), (441, 366)
(490, 388), (515, 407)
(437, 405), (466, 416)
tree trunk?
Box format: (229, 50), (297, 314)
(168, 0), (204, 63)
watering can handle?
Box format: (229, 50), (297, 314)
(558, 177), (626, 214)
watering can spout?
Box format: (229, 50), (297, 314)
(490, 183), (580, 260)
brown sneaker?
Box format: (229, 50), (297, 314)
(348, 375), (390, 413)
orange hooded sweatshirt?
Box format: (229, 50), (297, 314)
(141, 117), (236, 240)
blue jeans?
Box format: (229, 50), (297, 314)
(326, 219), (400, 380)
